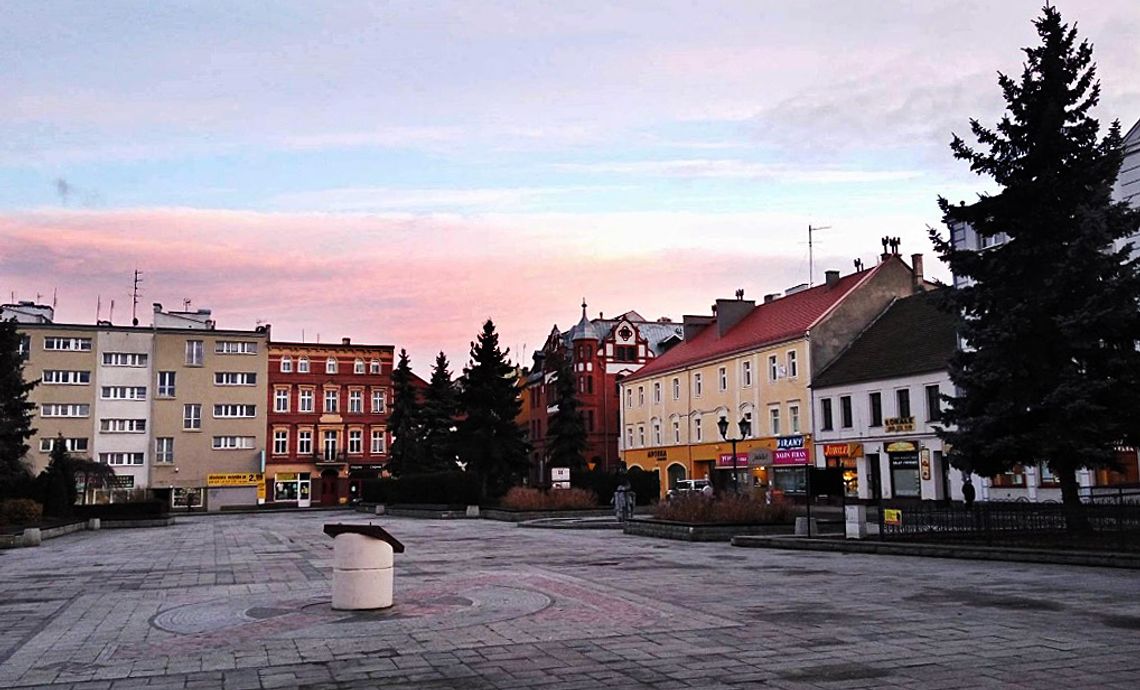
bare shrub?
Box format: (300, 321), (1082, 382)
(653, 492), (792, 524)
(500, 487), (598, 510)
(1, 498), (44, 525)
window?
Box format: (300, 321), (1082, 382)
(673, 420), (681, 444)
(694, 372), (703, 397)
(652, 420), (661, 445)
(672, 377), (680, 400)
(742, 361), (753, 387)
(787, 351), (798, 379)
(185, 340), (204, 365)
(626, 389), (633, 408)
(274, 388), (289, 413)
(926, 384), (942, 422)
(212, 436), (256, 450)
(18, 335), (30, 359)
(299, 389), (315, 412)
(694, 416), (703, 442)
(40, 437), (89, 453)
(298, 429), (313, 455)
(354, 359), (365, 374)
(637, 386), (644, 406)
(273, 430), (288, 455)
(324, 389), (338, 413)
(789, 405), (800, 434)
(637, 425), (645, 447)
(653, 382), (661, 403)
(155, 437), (174, 463)
(841, 396), (853, 428)
(869, 392), (883, 427)
(371, 389), (386, 413)
(280, 356), (293, 373)
(41, 403), (90, 417)
(626, 427), (634, 449)
(587, 410), (595, 432)
(99, 418), (147, 433)
(42, 370), (91, 385)
(214, 372), (257, 386)
(326, 357), (338, 374)
(298, 357), (310, 373)
(100, 452), (143, 466)
(323, 430), (338, 460)
(615, 345), (637, 362)
(348, 429), (363, 454)
(820, 398), (834, 431)
(183, 404), (202, 430)
(101, 386), (146, 400)
(371, 428), (386, 454)
(769, 355), (779, 381)
(44, 337), (91, 351)
(979, 231), (1007, 250)
(769, 407), (781, 436)
(718, 367), (727, 391)
(102, 352), (147, 367)
(349, 389), (363, 413)
(215, 341), (257, 354)
(743, 411), (754, 437)
(370, 359), (380, 374)
(158, 371), (176, 397)
(213, 404), (256, 418)
(896, 389), (911, 418)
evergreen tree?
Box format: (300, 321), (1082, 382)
(0, 318), (37, 486)
(930, 6), (1140, 525)
(422, 351), (459, 472)
(387, 349), (425, 476)
(458, 320), (528, 501)
(545, 347), (587, 474)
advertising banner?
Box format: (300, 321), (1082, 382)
(207, 472), (264, 487)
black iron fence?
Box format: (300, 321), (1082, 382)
(878, 488), (1140, 552)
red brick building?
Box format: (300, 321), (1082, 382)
(522, 302), (683, 482)
(266, 338), (394, 506)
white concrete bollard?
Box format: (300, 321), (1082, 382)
(87, 518), (101, 531)
(465, 505), (480, 518)
(374, 504), (386, 516)
(331, 532), (395, 610)
(794, 517), (818, 536)
(22, 527), (42, 547)
(845, 505), (868, 540)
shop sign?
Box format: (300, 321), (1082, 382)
(772, 448), (809, 465)
(885, 416), (916, 433)
(748, 448), (771, 466)
(111, 475), (135, 489)
(823, 442), (863, 458)
(717, 452), (749, 467)
(551, 467), (570, 482)
(646, 449), (668, 460)
(276, 472), (297, 481)
(920, 448), (932, 481)
(208, 472), (264, 487)
(886, 441), (918, 453)
(777, 435), (805, 450)
(883, 509), (902, 526)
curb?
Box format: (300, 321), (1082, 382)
(730, 535), (1140, 569)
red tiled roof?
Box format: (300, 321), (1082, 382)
(624, 262), (886, 382)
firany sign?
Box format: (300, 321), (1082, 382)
(773, 435), (809, 466)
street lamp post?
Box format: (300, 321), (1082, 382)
(718, 415), (751, 493)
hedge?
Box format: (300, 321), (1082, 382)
(73, 500), (169, 520)
(359, 472), (480, 506)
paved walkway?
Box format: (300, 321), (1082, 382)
(1, 512), (1138, 689)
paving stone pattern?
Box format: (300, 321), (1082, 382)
(1, 512), (1139, 689)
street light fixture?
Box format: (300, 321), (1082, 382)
(717, 415), (751, 492)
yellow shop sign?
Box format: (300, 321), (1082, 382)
(207, 472), (264, 487)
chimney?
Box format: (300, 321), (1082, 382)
(714, 297), (755, 337)
(342, 337), (352, 346)
(911, 253), (924, 291)
(153, 303), (162, 313)
(763, 293), (780, 304)
(825, 270), (840, 288)
(682, 315), (714, 341)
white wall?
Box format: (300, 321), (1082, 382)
(94, 330), (154, 489)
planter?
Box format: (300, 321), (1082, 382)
(481, 508), (620, 523)
(384, 504), (473, 519)
(623, 518), (793, 542)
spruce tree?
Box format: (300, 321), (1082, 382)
(545, 347), (587, 474)
(0, 318), (37, 486)
(387, 349), (425, 476)
(422, 351), (459, 472)
(930, 6), (1140, 525)
(458, 320), (528, 501)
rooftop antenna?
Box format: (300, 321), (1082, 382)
(808, 224), (832, 287)
(96, 295), (102, 322)
(109, 299), (115, 324)
(131, 269), (142, 326)
(183, 298), (192, 311)
(52, 288), (57, 309)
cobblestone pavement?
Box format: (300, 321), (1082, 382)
(2, 512), (1139, 689)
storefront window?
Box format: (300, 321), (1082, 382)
(772, 466), (806, 494)
(827, 457), (859, 498)
(889, 452), (921, 497)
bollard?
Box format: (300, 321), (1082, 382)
(22, 527), (42, 547)
(844, 505), (868, 539)
(87, 518), (101, 531)
(794, 517), (818, 536)
(465, 505), (480, 518)
(374, 504), (386, 516)
(324, 524), (405, 611)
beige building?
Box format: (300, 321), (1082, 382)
(620, 251), (928, 498)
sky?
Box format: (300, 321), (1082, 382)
(2, 1), (1138, 373)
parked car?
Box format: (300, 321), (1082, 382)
(668, 479), (711, 499)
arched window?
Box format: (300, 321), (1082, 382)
(298, 356), (310, 373)
(667, 463), (687, 490)
(354, 358), (365, 374)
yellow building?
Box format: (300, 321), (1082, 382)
(620, 253), (925, 498)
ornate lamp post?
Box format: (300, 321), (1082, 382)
(717, 415), (751, 492)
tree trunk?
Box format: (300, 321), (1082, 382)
(1056, 464), (1091, 533)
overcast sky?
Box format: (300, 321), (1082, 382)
(2, 1), (1138, 372)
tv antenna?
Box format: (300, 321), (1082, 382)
(131, 269), (143, 326)
(808, 224), (832, 287)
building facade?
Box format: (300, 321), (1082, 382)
(522, 305), (683, 482)
(266, 338), (394, 507)
(620, 251), (929, 498)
